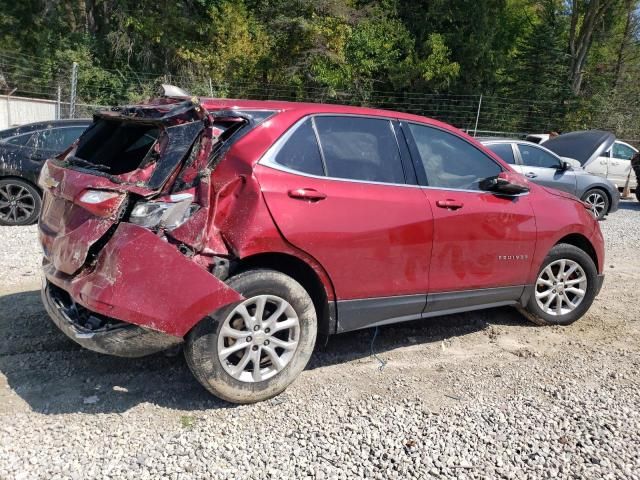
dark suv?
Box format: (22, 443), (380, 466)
(0, 119), (89, 225)
(39, 95), (604, 403)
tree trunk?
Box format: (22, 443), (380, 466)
(568, 0), (614, 95)
(613, 0), (634, 90)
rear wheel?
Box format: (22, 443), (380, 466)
(519, 243), (598, 326)
(185, 269), (317, 403)
(0, 178), (41, 226)
(581, 188), (609, 220)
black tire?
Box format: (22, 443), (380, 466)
(0, 178), (42, 226)
(581, 188), (609, 220)
(635, 187), (640, 203)
(185, 269), (317, 404)
(519, 243), (598, 326)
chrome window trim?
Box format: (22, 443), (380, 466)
(259, 114), (409, 188)
(259, 114), (527, 196)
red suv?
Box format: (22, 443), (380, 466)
(38, 94), (604, 403)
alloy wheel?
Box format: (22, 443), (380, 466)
(0, 183), (36, 224)
(584, 191), (606, 218)
(217, 295), (300, 383)
(535, 259), (588, 316)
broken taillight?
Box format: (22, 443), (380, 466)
(76, 190), (125, 217)
(129, 193), (198, 231)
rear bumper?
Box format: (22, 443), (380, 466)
(42, 282), (181, 357)
(42, 222), (243, 339)
(608, 189), (620, 214)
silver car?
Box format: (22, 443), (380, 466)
(480, 138), (620, 219)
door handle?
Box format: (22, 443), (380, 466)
(600, 160), (607, 165)
(288, 188), (327, 201)
(436, 199), (464, 210)
(525, 172), (537, 178)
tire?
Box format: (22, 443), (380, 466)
(581, 188), (609, 220)
(185, 269), (317, 403)
(635, 187), (640, 203)
(519, 243), (598, 326)
(0, 178), (42, 226)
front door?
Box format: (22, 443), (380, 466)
(403, 123), (537, 295)
(257, 115), (434, 304)
(514, 143), (577, 195)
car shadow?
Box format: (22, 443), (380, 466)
(618, 200), (640, 211)
(0, 289), (531, 415)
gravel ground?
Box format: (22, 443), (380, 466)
(1, 202), (640, 479)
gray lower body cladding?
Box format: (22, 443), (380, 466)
(42, 282), (182, 357)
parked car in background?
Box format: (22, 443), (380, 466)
(525, 133), (550, 144)
(39, 93), (605, 404)
(0, 119), (90, 225)
(595, 140), (638, 190)
(543, 130), (639, 193)
(481, 138), (619, 219)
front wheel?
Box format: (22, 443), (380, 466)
(519, 243), (599, 326)
(581, 188), (609, 220)
(185, 269), (317, 403)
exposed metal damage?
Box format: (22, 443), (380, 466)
(39, 97), (265, 356)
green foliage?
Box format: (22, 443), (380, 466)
(0, 0), (637, 139)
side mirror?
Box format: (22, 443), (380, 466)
(480, 171), (530, 195)
(558, 161), (571, 171)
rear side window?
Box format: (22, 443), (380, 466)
(38, 127), (87, 151)
(5, 132), (33, 146)
(518, 144), (560, 168)
(274, 118), (325, 176)
(485, 143), (516, 164)
(75, 120), (160, 175)
(314, 116), (405, 184)
(408, 124), (501, 190)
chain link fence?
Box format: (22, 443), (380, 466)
(1, 56), (639, 146)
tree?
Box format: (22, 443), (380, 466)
(568, 0), (619, 94)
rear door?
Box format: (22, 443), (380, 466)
(607, 141), (637, 186)
(258, 115), (434, 326)
(515, 143), (577, 195)
(403, 123), (537, 296)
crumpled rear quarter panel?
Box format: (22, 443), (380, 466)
(44, 223), (243, 337)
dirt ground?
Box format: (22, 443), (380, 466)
(1, 201), (639, 479)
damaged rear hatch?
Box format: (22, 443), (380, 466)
(38, 98), (273, 338)
(39, 99), (251, 275)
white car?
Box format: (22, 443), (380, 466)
(589, 140), (638, 189)
(544, 131), (638, 190)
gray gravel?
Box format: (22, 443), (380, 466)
(1, 201), (640, 479)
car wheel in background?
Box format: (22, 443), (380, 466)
(518, 243), (598, 326)
(185, 269), (317, 403)
(0, 178), (42, 226)
(581, 188), (609, 220)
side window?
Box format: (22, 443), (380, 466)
(408, 123), (501, 190)
(5, 132), (34, 146)
(40, 127), (86, 151)
(486, 143), (516, 164)
(612, 142), (635, 160)
(273, 118), (325, 176)
(314, 116), (405, 184)
(518, 144), (561, 168)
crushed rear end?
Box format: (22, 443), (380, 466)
(39, 98), (256, 356)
